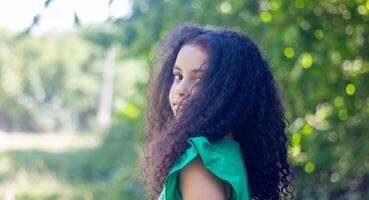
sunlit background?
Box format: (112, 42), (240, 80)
(0, 0), (368, 199)
(0, 0), (132, 33)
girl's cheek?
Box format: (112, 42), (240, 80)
(169, 86), (176, 103)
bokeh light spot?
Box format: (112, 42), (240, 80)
(284, 47), (295, 58)
(334, 96), (344, 107)
(304, 162), (315, 173)
(346, 83), (355, 95)
(260, 12), (272, 22)
(339, 108), (348, 120)
(301, 53), (313, 68)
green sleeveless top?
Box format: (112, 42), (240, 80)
(157, 136), (251, 200)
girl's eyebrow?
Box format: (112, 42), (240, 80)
(173, 66), (205, 74)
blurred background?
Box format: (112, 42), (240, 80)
(0, 0), (368, 199)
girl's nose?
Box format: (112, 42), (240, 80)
(175, 79), (192, 97)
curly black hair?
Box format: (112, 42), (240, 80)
(140, 23), (294, 200)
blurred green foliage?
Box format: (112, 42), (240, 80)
(0, 31), (104, 132)
(0, 0), (368, 199)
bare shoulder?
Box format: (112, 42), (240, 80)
(179, 156), (228, 200)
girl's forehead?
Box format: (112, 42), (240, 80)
(174, 44), (208, 73)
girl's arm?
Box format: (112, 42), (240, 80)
(179, 156), (227, 200)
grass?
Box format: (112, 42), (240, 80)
(0, 132), (146, 200)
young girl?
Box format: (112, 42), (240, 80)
(140, 24), (294, 200)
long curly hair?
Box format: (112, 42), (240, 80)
(140, 23), (294, 200)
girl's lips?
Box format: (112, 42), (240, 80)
(173, 101), (187, 107)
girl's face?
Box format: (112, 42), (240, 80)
(169, 44), (208, 117)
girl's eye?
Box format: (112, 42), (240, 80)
(173, 73), (200, 82)
(173, 74), (182, 81)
